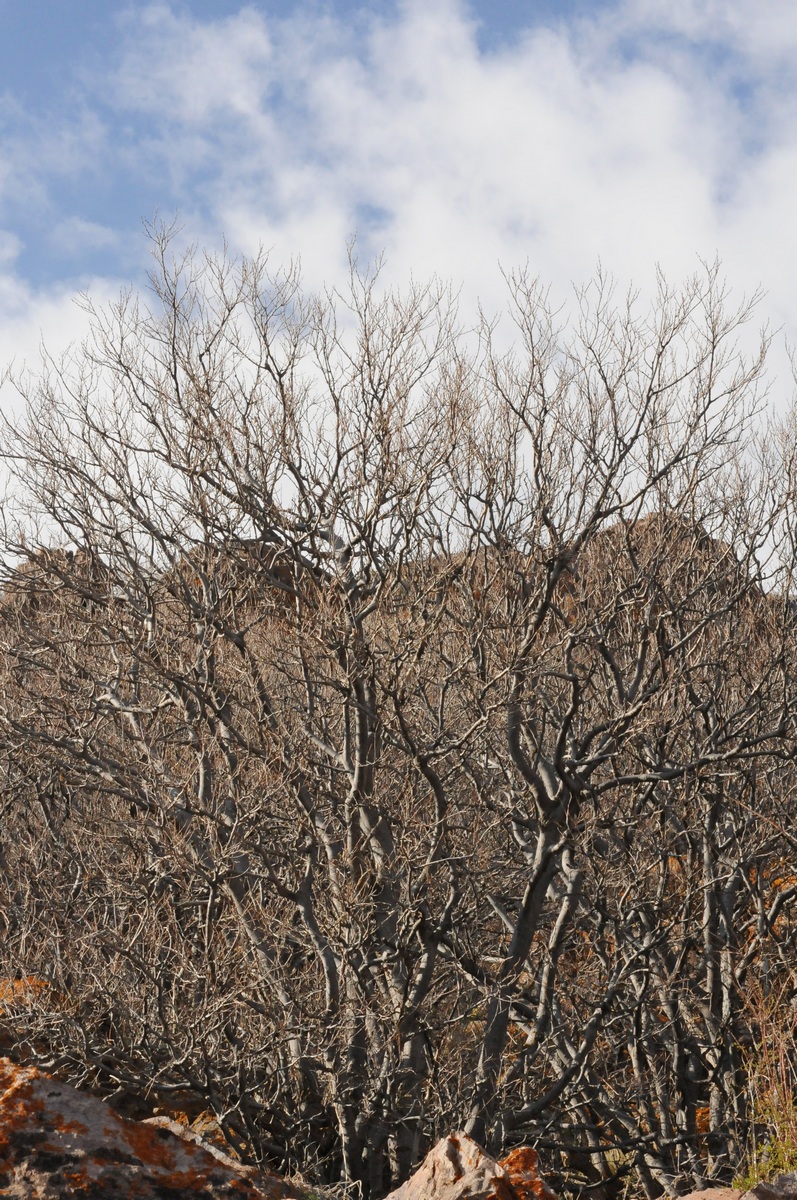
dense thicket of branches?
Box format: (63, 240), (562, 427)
(1, 242), (797, 1199)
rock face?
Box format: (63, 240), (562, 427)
(383, 1132), (556, 1200)
(0, 1057), (305, 1199)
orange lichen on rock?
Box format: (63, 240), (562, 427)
(0, 1057), (307, 1199)
(498, 1146), (558, 1200)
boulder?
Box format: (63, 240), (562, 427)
(384, 1132), (556, 1200)
(0, 1057), (306, 1199)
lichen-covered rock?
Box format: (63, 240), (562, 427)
(498, 1146), (557, 1200)
(384, 1132), (556, 1200)
(0, 1057), (305, 1198)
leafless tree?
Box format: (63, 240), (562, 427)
(1, 238), (796, 1198)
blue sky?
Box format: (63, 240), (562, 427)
(1, 0), (796, 379)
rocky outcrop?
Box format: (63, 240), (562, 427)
(384, 1132), (556, 1200)
(0, 1057), (306, 1199)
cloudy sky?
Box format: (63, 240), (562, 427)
(1, 0), (795, 388)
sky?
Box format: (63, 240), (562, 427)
(0, 0), (796, 394)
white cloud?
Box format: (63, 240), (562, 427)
(622, 0), (797, 62)
(102, 0), (780, 300)
(112, 5), (274, 122)
(0, 273), (120, 386)
(2, 0), (797, 404)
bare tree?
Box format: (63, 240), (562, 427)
(1, 239), (795, 1198)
